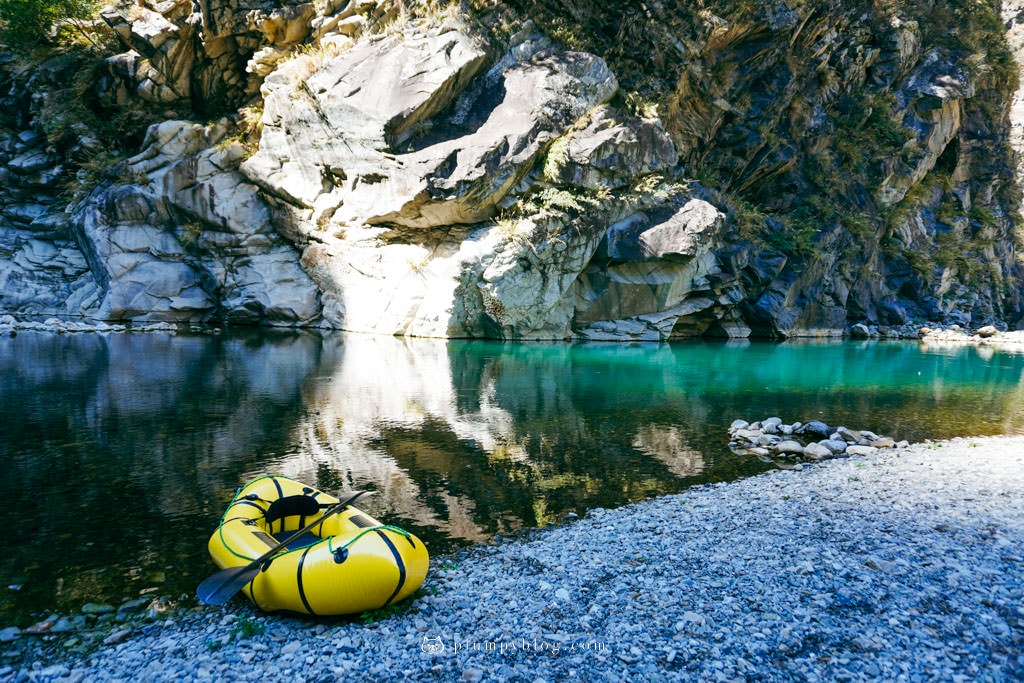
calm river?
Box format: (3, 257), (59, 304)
(2, 330), (1023, 625)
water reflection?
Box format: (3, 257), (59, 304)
(1, 331), (1023, 624)
(253, 335), (729, 548)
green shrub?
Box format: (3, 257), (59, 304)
(0, 0), (98, 45)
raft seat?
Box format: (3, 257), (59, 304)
(271, 530), (321, 550)
(249, 494), (330, 550)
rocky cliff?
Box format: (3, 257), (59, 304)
(2, 0), (1023, 340)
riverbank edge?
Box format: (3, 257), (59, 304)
(4, 315), (1024, 347)
(4, 432), (1023, 681)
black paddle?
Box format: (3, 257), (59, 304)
(196, 490), (371, 605)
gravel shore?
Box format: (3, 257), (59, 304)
(5, 435), (1023, 682)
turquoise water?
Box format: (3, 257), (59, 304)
(1, 330), (1022, 625)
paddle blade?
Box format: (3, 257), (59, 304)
(196, 564), (261, 605)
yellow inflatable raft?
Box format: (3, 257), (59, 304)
(207, 475), (429, 616)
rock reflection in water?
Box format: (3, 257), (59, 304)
(259, 335), (704, 545)
(632, 425), (706, 478)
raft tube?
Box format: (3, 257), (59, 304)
(207, 475), (429, 615)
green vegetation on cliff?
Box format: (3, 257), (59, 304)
(0, 0), (97, 45)
(499, 0), (1022, 326)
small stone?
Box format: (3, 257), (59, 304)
(118, 597), (151, 614)
(773, 440), (804, 455)
(0, 626), (20, 642)
(676, 611), (705, 631)
(51, 616), (81, 633)
(799, 421), (831, 439)
(835, 426), (861, 443)
(103, 628), (132, 645)
(756, 434), (782, 448)
(803, 442), (833, 460)
(819, 439), (848, 454)
(976, 325), (999, 338)
(870, 437), (896, 448)
(82, 602), (116, 615)
(34, 665), (70, 679)
(865, 558), (899, 573)
(846, 445), (878, 456)
(850, 323), (871, 338)
(761, 417), (783, 434)
(729, 419), (749, 432)
(25, 617), (57, 634)
(790, 560), (815, 575)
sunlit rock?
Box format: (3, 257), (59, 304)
(548, 106), (677, 190)
(71, 120), (320, 324)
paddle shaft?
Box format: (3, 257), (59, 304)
(250, 491), (367, 566)
(197, 490), (369, 605)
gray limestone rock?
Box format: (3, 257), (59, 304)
(549, 106), (677, 190)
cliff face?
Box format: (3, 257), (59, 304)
(1, 0), (1022, 339)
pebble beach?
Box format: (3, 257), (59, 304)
(4, 434), (1024, 682)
